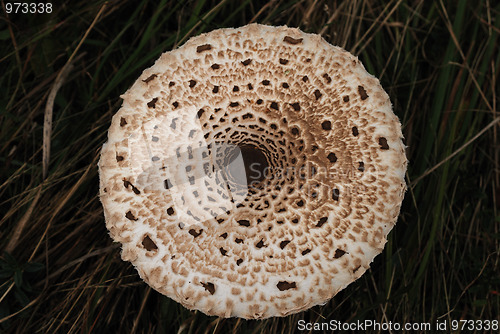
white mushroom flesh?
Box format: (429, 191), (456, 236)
(98, 24), (407, 319)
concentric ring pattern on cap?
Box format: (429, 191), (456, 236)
(98, 23), (407, 319)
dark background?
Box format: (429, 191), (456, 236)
(1, 0), (499, 333)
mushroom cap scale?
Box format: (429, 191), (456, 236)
(99, 23), (407, 319)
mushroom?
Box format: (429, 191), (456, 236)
(98, 24), (407, 319)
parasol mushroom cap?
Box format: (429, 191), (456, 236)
(98, 23), (407, 319)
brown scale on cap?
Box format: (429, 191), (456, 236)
(98, 24), (407, 320)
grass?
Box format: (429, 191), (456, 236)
(1, 0), (499, 333)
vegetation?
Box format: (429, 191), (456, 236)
(1, 0), (498, 332)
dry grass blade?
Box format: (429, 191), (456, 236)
(1, 1), (498, 332)
(351, 0), (403, 54)
(44, 245), (118, 282)
(437, 252), (494, 319)
(131, 287), (151, 334)
(0, 296), (40, 324)
(438, 0), (493, 112)
(173, 0), (229, 48)
(28, 160), (95, 263)
(42, 63), (74, 180)
(0, 282), (14, 310)
(319, 2), (346, 36)
(42, 2), (108, 180)
(3, 187), (41, 254)
(410, 117), (500, 187)
(2, 0), (24, 109)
